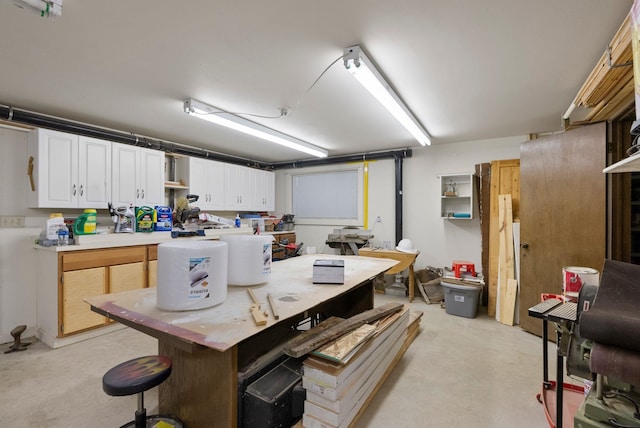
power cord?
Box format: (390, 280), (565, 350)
(198, 54), (344, 121)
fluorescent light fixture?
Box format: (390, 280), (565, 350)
(343, 45), (431, 146)
(184, 98), (328, 158)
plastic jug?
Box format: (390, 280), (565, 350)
(46, 213), (65, 240)
(73, 209), (97, 235)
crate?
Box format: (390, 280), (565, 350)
(441, 281), (481, 318)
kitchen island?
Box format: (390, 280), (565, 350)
(85, 254), (398, 428)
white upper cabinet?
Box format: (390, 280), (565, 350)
(252, 169), (275, 211)
(224, 164), (252, 211)
(112, 143), (164, 207)
(28, 129), (111, 209)
(182, 157), (225, 211)
(440, 173), (474, 219)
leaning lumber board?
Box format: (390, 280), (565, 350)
(502, 278), (518, 326)
(497, 194), (514, 324)
(283, 302), (404, 357)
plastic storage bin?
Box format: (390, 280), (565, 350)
(441, 281), (481, 318)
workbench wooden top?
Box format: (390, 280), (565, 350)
(85, 254), (397, 353)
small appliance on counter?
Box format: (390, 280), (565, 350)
(108, 203), (135, 233)
(73, 209), (97, 235)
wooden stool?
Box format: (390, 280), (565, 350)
(103, 355), (183, 428)
(452, 261), (476, 278)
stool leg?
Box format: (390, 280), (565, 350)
(135, 392), (146, 428)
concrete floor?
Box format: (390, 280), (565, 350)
(0, 294), (566, 427)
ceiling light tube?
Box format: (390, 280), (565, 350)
(343, 45), (431, 146)
(184, 98), (328, 158)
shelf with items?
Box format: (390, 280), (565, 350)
(164, 153), (190, 209)
(440, 173), (474, 219)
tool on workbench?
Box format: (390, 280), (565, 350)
(171, 229), (205, 238)
(247, 288), (268, 326)
(267, 293), (280, 320)
(173, 194), (201, 230)
(108, 203), (135, 233)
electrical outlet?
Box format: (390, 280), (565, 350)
(0, 216), (25, 227)
(375, 216), (382, 224)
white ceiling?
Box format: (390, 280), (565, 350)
(0, 0), (633, 163)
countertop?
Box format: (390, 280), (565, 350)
(34, 227), (252, 252)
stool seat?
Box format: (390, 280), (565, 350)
(103, 355), (172, 397)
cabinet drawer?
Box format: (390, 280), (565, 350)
(62, 246), (146, 271)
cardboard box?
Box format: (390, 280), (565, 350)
(313, 259), (345, 284)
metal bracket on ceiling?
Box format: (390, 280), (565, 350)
(607, 46), (633, 69)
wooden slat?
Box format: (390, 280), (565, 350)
(502, 278), (518, 326)
(488, 160), (520, 317)
(574, 13), (631, 107)
(497, 194), (515, 323)
(283, 302), (404, 357)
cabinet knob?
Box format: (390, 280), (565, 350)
(142, 189), (145, 199)
(521, 242), (529, 249)
(79, 185), (84, 196)
(72, 184), (77, 196)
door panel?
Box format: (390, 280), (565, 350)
(62, 267), (107, 335)
(519, 123), (606, 336)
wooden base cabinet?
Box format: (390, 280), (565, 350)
(36, 245), (153, 348)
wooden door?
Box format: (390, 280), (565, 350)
(519, 123), (606, 336)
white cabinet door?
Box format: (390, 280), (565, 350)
(77, 136), (111, 208)
(28, 129), (114, 208)
(112, 144), (164, 207)
(28, 129), (78, 208)
(185, 157), (225, 211)
(252, 169), (275, 211)
(224, 164), (252, 211)
(139, 147), (164, 206)
(111, 143), (139, 207)
(205, 160), (225, 210)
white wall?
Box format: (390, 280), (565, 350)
(0, 127), (523, 344)
(0, 127), (112, 344)
(275, 135), (524, 275)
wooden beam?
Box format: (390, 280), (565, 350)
(283, 302), (404, 357)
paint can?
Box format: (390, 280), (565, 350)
(562, 266), (599, 301)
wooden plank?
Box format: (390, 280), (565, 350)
(311, 324), (377, 364)
(574, 13), (631, 106)
(267, 292), (280, 319)
(488, 160), (520, 317)
(284, 302), (404, 357)
(502, 278), (518, 326)
(247, 288), (268, 326)
(498, 194), (514, 324)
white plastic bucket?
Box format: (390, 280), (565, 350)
(157, 240), (228, 311)
(562, 266), (599, 301)
(221, 235), (272, 286)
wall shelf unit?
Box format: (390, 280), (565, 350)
(440, 173), (474, 219)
